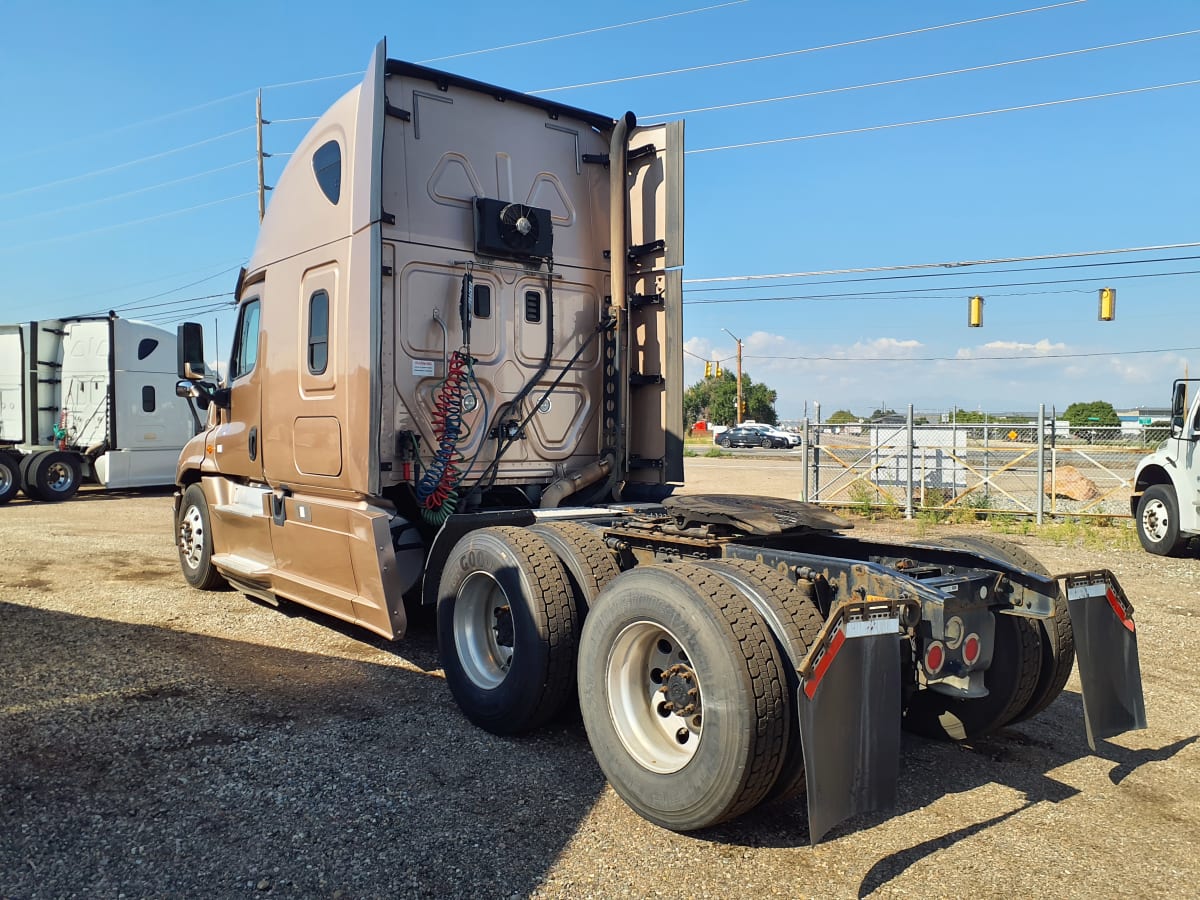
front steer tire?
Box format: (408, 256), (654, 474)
(577, 563), (788, 831)
(1135, 484), (1185, 556)
(437, 526), (577, 736)
(177, 483), (228, 590)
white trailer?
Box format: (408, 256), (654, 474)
(0, 315), (198, 503)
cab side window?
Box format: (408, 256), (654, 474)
(230, 299), (261, 380)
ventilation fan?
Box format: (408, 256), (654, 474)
(474, 198), (553, 261)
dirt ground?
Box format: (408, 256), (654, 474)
(2, 463), (1199, 898)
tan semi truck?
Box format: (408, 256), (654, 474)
(173, 40), (1146, 842)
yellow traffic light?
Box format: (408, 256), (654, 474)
(715, 362), (723, 377)
(967, 295), (984, 327)
(1098, 287), (1116, 321)
(704, 361), (712, 378)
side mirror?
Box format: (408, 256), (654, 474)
(177, 322), (206, 381)
(1170, 381), (1187, 438)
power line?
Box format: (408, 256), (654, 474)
(0, 160), (256, 229)
(688, 78), (1200, 154)
(0, 192), (256, 255)
(419, 1), (750, 63)
(684, 254), (1200, 293)
(0, 126), (255, 201)
(684, 241), (1200, 283)
(530, 0), (1085, 94)
(683, 267), (1200, 304)
(642, 29), (1200, 119)
(743, 345), (1200, 363)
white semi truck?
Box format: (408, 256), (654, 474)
(1132, 378), (1200, 554)
(0, 315), (197, 503)
(172, 40), (1147, 842)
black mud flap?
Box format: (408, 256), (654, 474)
(1061, 570), (1147, 751)
(798, 597), (904, 844)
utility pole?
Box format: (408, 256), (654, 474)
(723, 327), (743, 424)
(256, 90), (269, 222)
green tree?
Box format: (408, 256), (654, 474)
(826, 409), (860, 424)
(684, 369), (778, 427)
(870, 407), (899, 421)
(1062, 400), (1120, 427)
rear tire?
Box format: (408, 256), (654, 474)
(529, 522), (622, 617)
(177, 483), (228, 590)
(938, 535), (1074, 723)
(437, 527), (577, 735)
(0, 453), (19, 504)
(31, 451), (81, 502)
(760, 437), (772, 448)
(696, 558), (824, 803)
(19, 451), (46, 500)
(577, 563), (788, 831)
(1135, 485), (1185, 556)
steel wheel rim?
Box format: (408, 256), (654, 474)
(606, 621), (703, 774)
(1142, 498), (1170, 542)
(0, 463), (12, 494)
(44, 462), (73, 493)
(179, 504), (206, 570)
(454, 572), (514, 689)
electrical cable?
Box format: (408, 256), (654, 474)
(0, 127), (256, 201)
(688, 79), (1200, 154)
(641, 29), (1200, 119)
(530, 0), (1085, 94)
(742, 345), (1200, 363)
(0, 160), (256, 229)
(684, 254), (1200, 293)
(683, 267), (1200, 305)
(420, 1), (749, 63)
(0, 192), (256, 256)
(684, 241), (1200, 283)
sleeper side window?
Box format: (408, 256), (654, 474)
(313, 141), (341, 205)
(308, 290), (329, 375)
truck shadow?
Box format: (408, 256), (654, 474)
(0, 601), (602, 899)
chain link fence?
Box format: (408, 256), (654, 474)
(798, 410), (1149, 520)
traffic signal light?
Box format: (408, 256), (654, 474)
(704, 361), (712, 378)
(1098, 287), (1116, 321)
(739, 398), (746, 414)
(967, 295), (984, 327)
(715, 362), (723, 377)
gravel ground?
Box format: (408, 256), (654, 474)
(2, 468), (1199, 899)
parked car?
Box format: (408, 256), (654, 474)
(740, 422), (800, 447)
(716, 426), (790, 448)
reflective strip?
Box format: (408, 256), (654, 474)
(845, 617), (899, 638)
(803, 627), (846, 701)
(1107, 588), (1136, 634)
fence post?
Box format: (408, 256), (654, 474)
(983, 411), (990, 500)
(906, 404), (914, 519)
(1036, 403), (1046, 525)
(812, 402), (821, 502)
(801, 417), (810, 502)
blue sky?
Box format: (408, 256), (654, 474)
(1, 0), (1196, 418)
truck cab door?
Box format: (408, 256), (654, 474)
(214, 298), (265, 482)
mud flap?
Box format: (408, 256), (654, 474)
(798, 598), (903, 844)
(1062, 571), (1147, 751)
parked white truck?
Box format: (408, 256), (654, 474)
(172, 39), (1147, 842)
(1131, 378), (1200, 554)
(0, 315), (197, 503)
